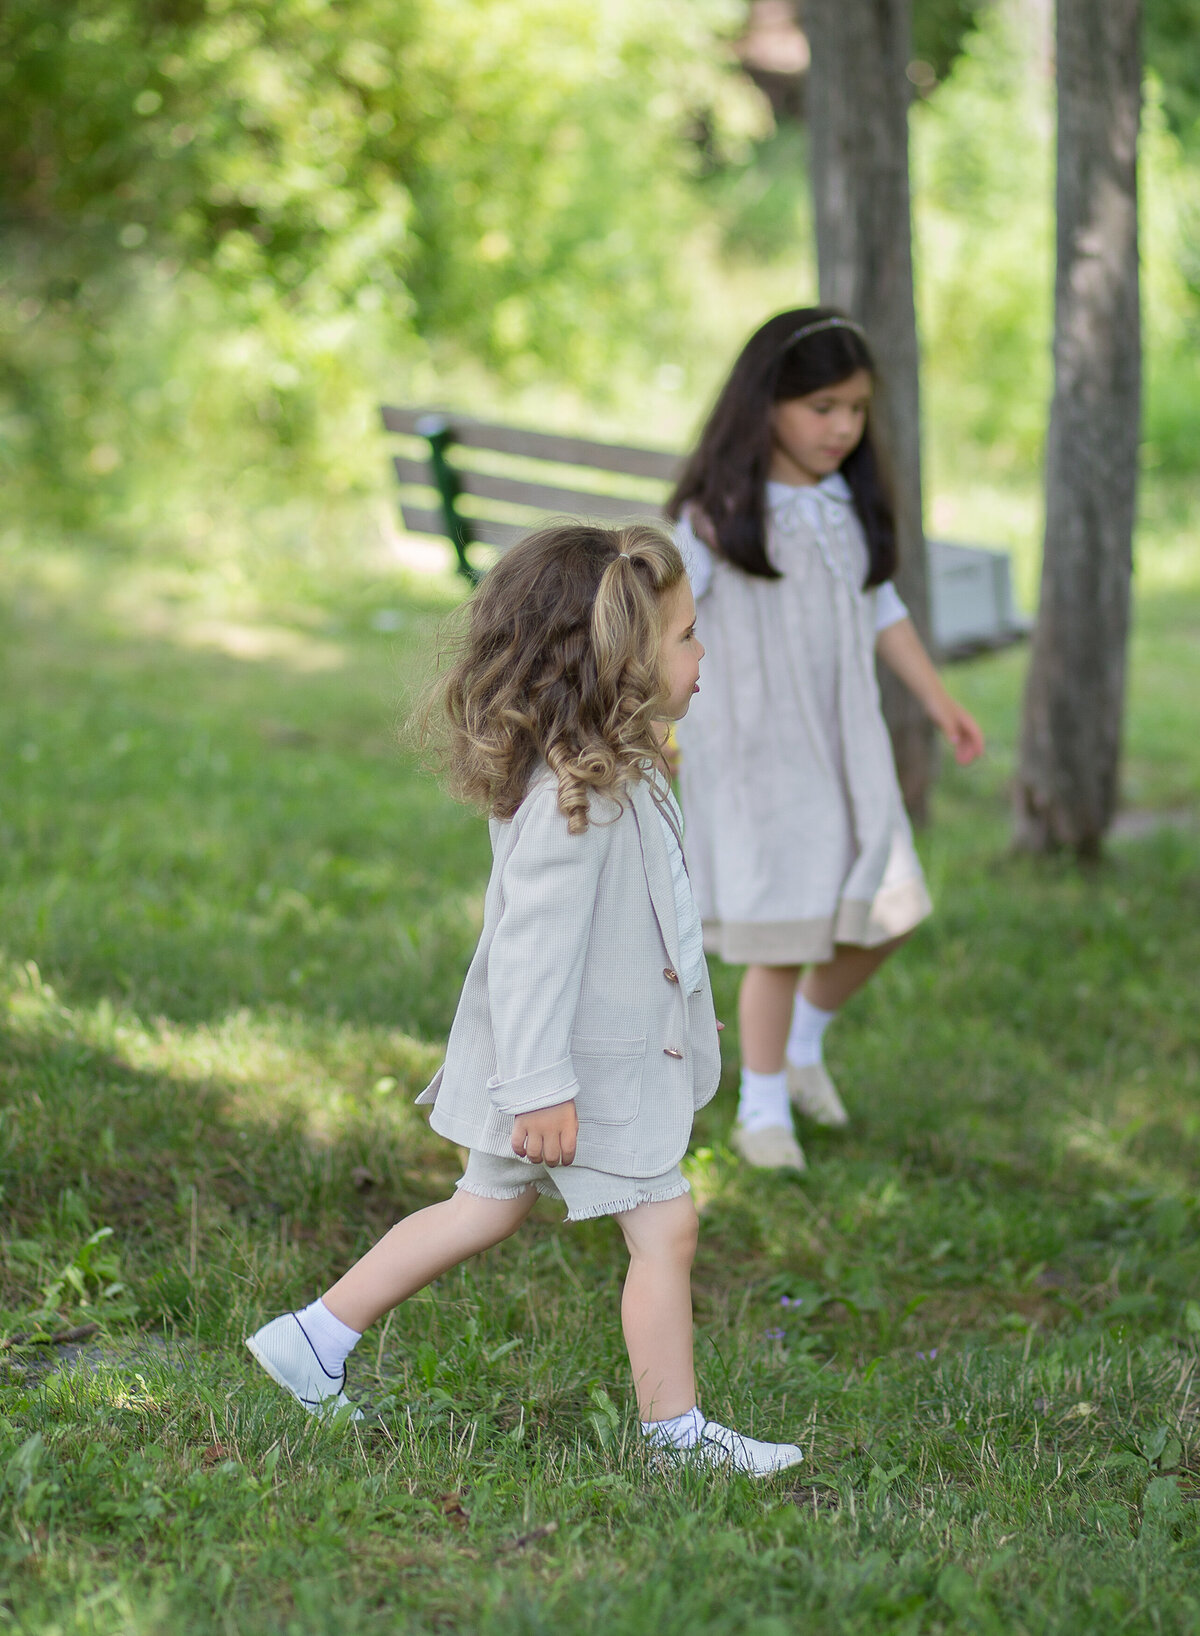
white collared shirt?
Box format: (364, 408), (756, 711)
(676, 481), (908, 630)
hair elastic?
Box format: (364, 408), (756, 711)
(784, 316), (867, 349)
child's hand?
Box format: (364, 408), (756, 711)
(933, 698), (985, 766)
(512, 1100), (579, 1167)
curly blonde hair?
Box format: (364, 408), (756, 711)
(433, 520), (686, 833)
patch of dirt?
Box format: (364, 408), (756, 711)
(787, 1484), (840, 1513)
(1110, 808), (1197, 842)
(2, 1331), (182, 1390)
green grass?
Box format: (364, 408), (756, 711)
(2, 497), (1200, 1635)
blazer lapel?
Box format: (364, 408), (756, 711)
(628, 776), (683, 972)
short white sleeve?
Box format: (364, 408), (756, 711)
(874, 580), (909, 632)
(674, 511), (714, 600)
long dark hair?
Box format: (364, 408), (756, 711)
(667, 306), (898, 587)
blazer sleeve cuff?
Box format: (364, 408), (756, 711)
(487, 1057), (578, 1116)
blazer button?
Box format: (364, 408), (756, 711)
(663, 967), (679, 984)
(663, 1046), (684, 1059)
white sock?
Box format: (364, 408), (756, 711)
(736, 1068), (793, 1134)
(786, 994), (837, 1068)
(296, 1298), (362, 1375)
(641, 1404), (705, 1449)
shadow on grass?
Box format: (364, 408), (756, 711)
(3, 556), (1200, 1369)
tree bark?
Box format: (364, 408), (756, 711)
(1014, 0), (1141, 857)
(805, 0), (934, 822)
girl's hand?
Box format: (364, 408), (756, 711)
(511, 1100), (579, 1167)
(875, 620), (984, 766)
(932, 698), (985, 766)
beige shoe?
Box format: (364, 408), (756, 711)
(731, 1123), (807, 1172)
(787, 1061), (849, 1128)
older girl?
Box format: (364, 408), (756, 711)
(669, 309), (984, 1171)
(246, 521), (802, 1476)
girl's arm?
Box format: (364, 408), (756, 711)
(875, 617), (985, 766)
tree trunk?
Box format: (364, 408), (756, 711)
(805, 0), (934, 822)
(1014, 0), (1141, 857)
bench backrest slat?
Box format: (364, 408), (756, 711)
(456, 469), (662, 521)
(380, 406), (681, 483)
(397, 502), (525, 551)
(394, 455), (661, 521)
(391, 453), (440, 488)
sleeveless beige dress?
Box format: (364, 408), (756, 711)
(675, 474), (932, 965)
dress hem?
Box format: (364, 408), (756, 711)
(701, 877), (933, 964)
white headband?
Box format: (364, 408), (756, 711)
(784, 316), (867, 349)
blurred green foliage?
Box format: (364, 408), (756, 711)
(2, 0), (766, 351)
(915, 1), (1200, 486)
(1145, 0), (1200, 140)
(0, 0), (762, 524)
(1, 0), (1198, 551)
(912, 0), (989, 82)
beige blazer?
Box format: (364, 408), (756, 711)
(416, 770), (721, 1177)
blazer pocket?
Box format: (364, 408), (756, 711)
(570, 1034), (646, 1127)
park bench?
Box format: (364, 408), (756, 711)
(380, 406), (1029, 660)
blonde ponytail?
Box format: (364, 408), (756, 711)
(431, 521), (685, 831)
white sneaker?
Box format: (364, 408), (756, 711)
(731, 1123), (807, 1172)
(694, 1420), (804, 1476)
(787, 1061), (849, 1128)
(652, 1419), (803, 1478)
(245, 1313), (363, 1421)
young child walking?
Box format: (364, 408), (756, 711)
(668, 307), (985, 1173)
(245, 521), (803, 1476)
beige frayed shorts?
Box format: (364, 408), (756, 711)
(456, 1150), (690, 1223)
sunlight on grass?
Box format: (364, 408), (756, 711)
(3, 497), (1200, 1634)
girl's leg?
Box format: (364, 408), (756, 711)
(784, 934), (911, 1129)
(247, 1188), (539, 1415)
(740, 936), (910, 1076)
(800, 933), (909, 1014)
(322, 1187), (540, 1333)
(739, 963), (802, 1073)
(616, 1193), (805, 1476)
(734, 941), (908, 1153)
(614, 1194), (699, 1423)
(733, 967), (806, 1165)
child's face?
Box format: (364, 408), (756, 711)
(768, 368), (872, 486)
(658, 579), (704, 720)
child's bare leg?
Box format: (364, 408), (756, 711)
(782, 935), (911, 1130)
(733, 965), (806, 1162)
(801, 934), (909, 1012)
(739, 963), (802, 1073)
(322, 1187), (538, 1333)
(615, 1194), (699, 1422)
(741, 940), (910, 1074)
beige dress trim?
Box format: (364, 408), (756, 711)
(702, 875), (933, 965)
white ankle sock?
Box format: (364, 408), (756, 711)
(296, 1298), (362, 1375)
(786, 994), (837, 1068)
(737, 1068), (793, 1134)
(641, 1404), (705, 1449)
